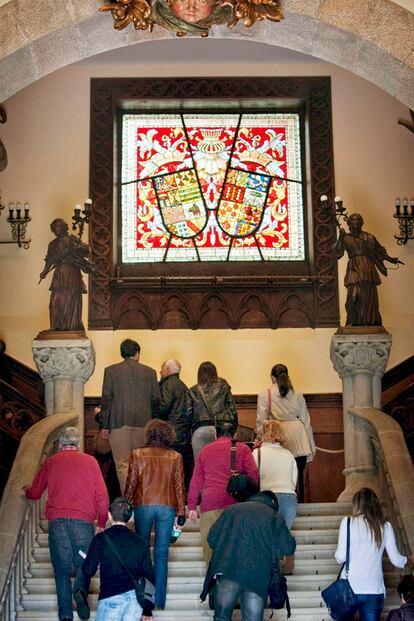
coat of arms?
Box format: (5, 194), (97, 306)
(100, 0), (283, 36)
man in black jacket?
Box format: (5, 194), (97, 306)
(159, 359), (193, 489)
(81, 497), (155, 621)
(201, 491), (296, 621)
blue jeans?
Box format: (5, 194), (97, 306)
(134, 505), (175, 609)
(353, 594), (384, 621)
(214, 578), (265, 621)
(276, 493), (297, 530)
(192, 425), (216, 461)
(95, 589), (143, 621)
(48, 518), (95, 620)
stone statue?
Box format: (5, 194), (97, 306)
(39, 218), (95, 332)
(334, 213), (401, 326)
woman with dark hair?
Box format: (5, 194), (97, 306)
(335, 488), (413, 621)
(188, 361), (238, 460)
(124, 420), (186, 610)
(387, 575), (414, 621)
(256, 363), (315, 501)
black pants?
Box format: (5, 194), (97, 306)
(172, 442), (194, 491)
(295, 456), (307, 503)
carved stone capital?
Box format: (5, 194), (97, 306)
(330, 333), (392, 379)
(32, 339), (95, 384)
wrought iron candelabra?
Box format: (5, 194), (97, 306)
(320, 194), (349, 229)
(394, 198), (414, 245)
(72, 198), (92, 240)
(0, 191), (31, 249)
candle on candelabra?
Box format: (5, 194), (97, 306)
(74, 207), (81, 218)
(410, 199), (414, 217)
(83, 198), (92, 217)
(24, 206), (30, 220)
(403, 198), (408, 216)
(395, 198), (401, 216)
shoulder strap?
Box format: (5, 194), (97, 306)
(345, 516), (351, 577)
(198, 385), (213, 419)
(258, 447), (261, 473)
(103, 532), (135, 582)
(335, 517), (351, 581)
(230, 438), (237, 473)
(267, 388), (272, 414)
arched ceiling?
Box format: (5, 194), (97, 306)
(0, 0), (413, 106)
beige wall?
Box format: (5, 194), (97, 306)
(0, 45), (413, 397)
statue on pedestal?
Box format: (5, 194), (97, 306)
(321, 196), (403, 327)
(39, 218), (95, 333)
(334, 213), (401, 326)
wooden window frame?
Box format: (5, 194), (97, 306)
(89, 77), (339, 330)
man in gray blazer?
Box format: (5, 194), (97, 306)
(100, 339), (160, 493)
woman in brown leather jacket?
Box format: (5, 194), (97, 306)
(124, 420), (186, 610)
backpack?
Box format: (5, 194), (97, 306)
(268, 570), (291, 618)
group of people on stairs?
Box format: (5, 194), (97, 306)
(21, 339), (414, 621)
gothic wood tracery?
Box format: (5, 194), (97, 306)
(89, 77), (339, 330)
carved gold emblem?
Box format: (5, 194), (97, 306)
(99, 0), (283, 36)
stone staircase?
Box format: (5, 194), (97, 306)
(15, 502), (401, 621)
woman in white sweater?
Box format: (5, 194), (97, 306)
(252, 420), (298, 529)
(335, 488), (413, 621)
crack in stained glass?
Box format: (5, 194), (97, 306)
(121, 113), (305, 263)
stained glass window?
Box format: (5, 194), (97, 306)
(121, 112), (305, 263)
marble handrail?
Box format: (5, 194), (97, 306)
(348, 406), (414, 558)
(0, 411), (77, 606)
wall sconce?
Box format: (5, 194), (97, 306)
(0, 191), (31, 249)
(394, 198), (414, 245)
(72, 198), (92, 240)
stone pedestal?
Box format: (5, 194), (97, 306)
(330, 331), (392, 502)
(32, 338), (95, 450)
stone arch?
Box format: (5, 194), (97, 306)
(0, 0), (413, 106)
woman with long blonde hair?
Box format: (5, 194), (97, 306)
(252, 420), (298, 529)
(334, 488), (413, 621)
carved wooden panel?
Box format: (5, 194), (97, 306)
(89, 77), (339, 329)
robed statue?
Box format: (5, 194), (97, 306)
(334, 212), (401, 326)
(39, 218), (95, 332)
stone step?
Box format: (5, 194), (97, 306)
(22, 575), (332, 596)
(19, 591), (402, 616)
(16, 604), (401, 621)
(19, 591), (330, 611)
(296, 503), (352, 516)
(36, 515), (343, 547)
(36, 504), (352, 534)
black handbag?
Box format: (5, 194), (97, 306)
(267, 518), (291, 618)
(226, 439), (259, 502)
(321, 517), (358, 621)
(103, 533), (155, 610)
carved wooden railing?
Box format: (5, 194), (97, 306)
(348, 406), (414, 559)
(0, 380), (45, 441)
(0, 412), (77, 621)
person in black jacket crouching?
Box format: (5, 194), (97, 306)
(201, 491), (296, 621)
(80, 497), (155, 621)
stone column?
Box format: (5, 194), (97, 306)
(330, 331), (392, 502)
(32, 338), (95, 450)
